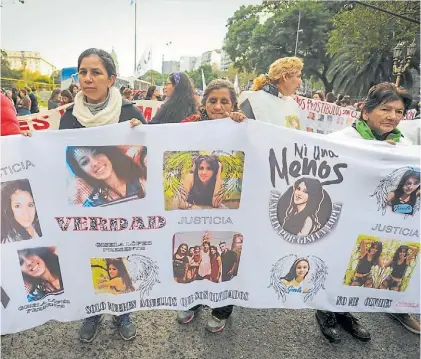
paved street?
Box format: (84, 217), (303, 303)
(2, 308), (419, 359)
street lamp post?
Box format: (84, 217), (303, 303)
(393, 41), (417, 87)
(294, 10), (302, 57)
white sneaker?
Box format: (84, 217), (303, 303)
(176, 310), (196, 324)
(205, 315), (227, 333)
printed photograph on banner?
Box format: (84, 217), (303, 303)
(66, 145), (147, 207)
(18, 247), (64, 302)
(172, 231), (243, 284)
(272, 177), (333, 236)
(269, 254), (328, 303)
(269, 143), (346, 244)
(163, 151), (245, 210)
(306, 127), (314, 132)
(90, 255), (159, 298)
(372, 167), (420, 217)
(343, 235), (419, 292)
(285, 114), (301, 130)
(1, 179), (42, 244)
(307, 112), (315, 121)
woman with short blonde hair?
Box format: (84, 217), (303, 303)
(239, 57), (303, 127)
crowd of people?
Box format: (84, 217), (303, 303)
(1, 47), (419, 344)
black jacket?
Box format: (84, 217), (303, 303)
(59, 99), (146, 130)
(28, 93), (39, 113)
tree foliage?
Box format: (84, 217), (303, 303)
(327, 1), (420, 95)
(139, 70), (167, 86)
(1, 50), (23, 79)
(224, 1), (338, 92)
(187, 65), (217, 89)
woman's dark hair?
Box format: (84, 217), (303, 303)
(49, 88), (61, 101)
(210, 245), (220, 259)
(278, 177), (327, 235)
(393, 169), (420, 209)
(325, 92), (336, 103)
(281, 258), (310, 282)
(202, 79), (239, 111)
(1, 179), (42, 243)
(66, 146), (146, 201)
(151, 72), (196, 123)
(105, 258), (135, 292)
(11, 87), (18, 103)
(18, 247), (63, 292)
(392, 245), (409, 267)
(145, 85), (157, 100)
(61, 89), (73, 102)
(362, 82), (412, 119)
(187, 155), (220, 207)
(367, 241), (383, 266)
(77, 48), (117, 78)
(68, 84), (79, 94)
(138, 146), (147, 179)
(313, 91), (325, 101)
(175, 243), (188, 256)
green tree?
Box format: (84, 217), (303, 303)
(1, 50), (23, 79)
(140, 70), (167, 86)
(327, 1), (420, 96)
(224, 1), (339, 92)
(187, 65), (217, 89)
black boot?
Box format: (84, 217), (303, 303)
(315, 310), (341, 343)
(335, 312), (371, 342)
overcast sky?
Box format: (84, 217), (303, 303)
(1, 0), (261, 77)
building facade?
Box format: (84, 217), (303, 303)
(200, 49), (222, 70)
(4, 50), (56, 75)
(220, 50), (232, 72)
(180, 56), (197, 72)
(162, 60), (180, 74)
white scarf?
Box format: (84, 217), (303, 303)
(73, 87), (122, 127)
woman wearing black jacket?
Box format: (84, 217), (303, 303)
(58, 48), (143, 344)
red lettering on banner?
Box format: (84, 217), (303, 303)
(136, 105), (153, 122)
(18, 121), (30, 131)
(32, 117), (50, 130)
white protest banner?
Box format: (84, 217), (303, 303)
(294, 96), (417, 134)
(1, 120), (419, 335)
(17, 100), (162, 131)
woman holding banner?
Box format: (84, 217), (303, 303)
(131, 79), (245, 332)
(59, 48), (145, 130)
(315, 83), (419, 342)
(238, 57), (303, 127)
(58, 48), (142, 343)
